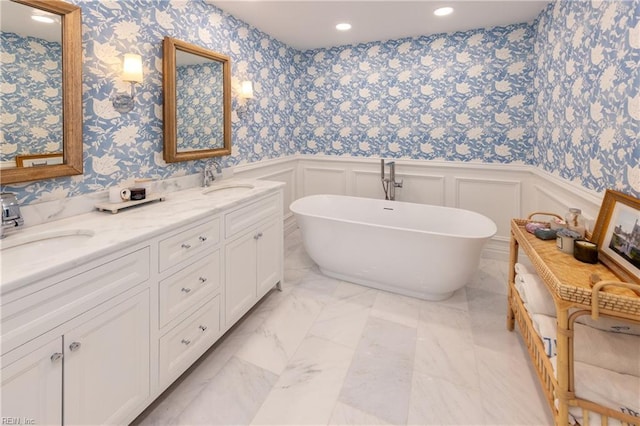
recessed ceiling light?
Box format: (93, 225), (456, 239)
(336, 23), (352, 31)
(31, 15), (56, 24)
(434, 7), (454, 17)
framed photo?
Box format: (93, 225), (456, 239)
(15, 153), (64, 168)
(592, 189), (640, 284)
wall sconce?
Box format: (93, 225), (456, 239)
(112, 53), (143, 113)
(236, 80), (253, 117)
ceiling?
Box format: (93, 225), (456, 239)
(208, 0), (551, 50)
(1, 1), (61, 43)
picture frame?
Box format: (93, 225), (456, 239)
(15, 153), (64, 168)
(591, 189), (640, 284)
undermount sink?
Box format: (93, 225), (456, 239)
(202, 183), (255, 196)
(0, 229), (95, 257)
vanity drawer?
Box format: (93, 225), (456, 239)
(159, 250), (221, 328)
(159, 218), (220, 272)
(224, 194), (280, 239)
(1, 247), (150, 354)
(159, 295), (220, 386)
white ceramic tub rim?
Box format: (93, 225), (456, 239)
(290, 194), (497, 240)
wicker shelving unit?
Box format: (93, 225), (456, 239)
(507, 215), (640, 426)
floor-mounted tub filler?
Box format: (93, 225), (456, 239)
(290, 195), (497, 301)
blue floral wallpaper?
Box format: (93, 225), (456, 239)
(296, 24), (536, 163)
(533, 0), (640, 198)
(176, 62), (224, 151)
(1, 32), (62, 163)
(1, 0), (298, 203)
(1, 0), (638, 204)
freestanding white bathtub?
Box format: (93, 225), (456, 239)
(290, 195), (497, 301)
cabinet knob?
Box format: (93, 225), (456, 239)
(198, 325), (207, 332)
(181, 243), (192, 249)
(181, 287), (192, 294)
(68, 341), (81, 352)
(50, 352), (63, 362)
(199, 236), (207, 242)
(257, 232), (263, 239)
(199, 277), (207, 284)
(181, 339), (191, 346)
(254, 232), (263, 240)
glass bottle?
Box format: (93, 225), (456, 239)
(565, 208), (585, 238)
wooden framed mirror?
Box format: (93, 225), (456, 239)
(163, 36), (231, 163)
(0, 0), (82, 184)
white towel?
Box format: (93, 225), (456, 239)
(516, 269), (640, 337)
(551, 357), (640, 426)
(533, 314), (640, 377)
(518, 273), (556, 317)
(514, 262), (534, 276)
(514, 274), (527, 304)
(576, 315), (640, 337)
(531, 314), (557, 357)
(574, 322), (640, 377)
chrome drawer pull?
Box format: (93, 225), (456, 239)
(69, 342), (81, 352)
(198, 325), (207, 332)
(199, 236), (207, 242)
(199, 277), (207, 284)
(181, 243), (191, 249)
(181, 339), (191, 346)
(50, 352), (63, 362)
(181, 287), (191, 294)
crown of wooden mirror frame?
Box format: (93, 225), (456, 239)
(0, 0), (82, 185)
(163, 36), (231, 163)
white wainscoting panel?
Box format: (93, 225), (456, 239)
(393, 172), (445, 206)
(352, 170), (387, 200)
(531, 178), (602, 228)
(455, 177), (522, 242)
(301, 166), (347, 196)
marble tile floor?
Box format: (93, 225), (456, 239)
(134, 230), (553, 426)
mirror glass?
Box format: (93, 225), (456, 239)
(0, 0), (82, 184)
(163, 37), (231, 163)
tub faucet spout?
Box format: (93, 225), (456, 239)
(380, 159), (403, 200)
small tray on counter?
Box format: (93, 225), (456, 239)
(95, 193), (165, 214)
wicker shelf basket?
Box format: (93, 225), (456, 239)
(507, 216), (640, 426)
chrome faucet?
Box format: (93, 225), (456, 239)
(380, 159), (403, 201)
(202, 160), (222, 187)
(1, 192), (24, 238)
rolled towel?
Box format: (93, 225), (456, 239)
(519, 273), (556, 317)
(550, 357), (640, 426)
(532, 314), (640, 377)
(514, 273), (527, 304)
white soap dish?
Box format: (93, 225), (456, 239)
(95, 193), (165, 214)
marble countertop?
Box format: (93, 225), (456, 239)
(0, 179), (284, 295)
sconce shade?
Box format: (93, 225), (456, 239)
(122, 53), (143, 83)
(240, 80), (254, 99)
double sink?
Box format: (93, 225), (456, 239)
(0, 181), (256, 267)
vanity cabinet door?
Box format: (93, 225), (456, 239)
(256, 217), (282, 299)
(225, 230), (258, 326)
(63, 289), (150, 426)
(225, 217), (283, 327)
(0, 337), (63, 425)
